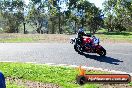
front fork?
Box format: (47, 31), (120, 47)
(95, 45), (102, 52)
(85, 43), (95, 53)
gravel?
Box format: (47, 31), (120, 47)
(6, 77), (61, 88)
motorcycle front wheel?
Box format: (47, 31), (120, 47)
(74, 45), (79, 52)
(74, 45), (84, 55)
(97, 48), (106, 56)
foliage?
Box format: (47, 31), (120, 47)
(103, 0), (132, 32)
(27, 0), (49, 34)
(0, 0), (131, 34)
(129, 82), (132, 86)
(68, 0), (104, 34)
(0, 0), (25, 33)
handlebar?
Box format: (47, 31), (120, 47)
(70, 38), (76, 44)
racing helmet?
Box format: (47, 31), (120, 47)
(78, 27), (84, 35)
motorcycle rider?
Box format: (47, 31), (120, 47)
(77, 28), (100, 52)
(77, 27), (85, 44)
(77, 27), (93, 51)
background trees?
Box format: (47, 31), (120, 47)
(103, 0), (132, 32)
(65, 0), (104, 33)
(0, 0), (131, 34)
(27, 0), (48, 34)
(0, 0), (25, 33)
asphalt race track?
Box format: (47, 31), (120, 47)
(0, 43), (132, 73)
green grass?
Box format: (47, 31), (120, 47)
(83, 30), (132, 43)
(0, 32), (132, 43)
(92, 31), (132, 43)
(0, 33), (70, 43)
(0, 62), (105, 88)
(95, 33), (132, 39)
(0, 62), (131, 88)
(129, 82), (132, 86)
(95, 33), (132, 43)
(0, 37), (34, 43)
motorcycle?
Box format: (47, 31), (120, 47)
(70, 36), (106, 56)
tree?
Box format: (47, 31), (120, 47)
(66, 0), (103, 34)
(27, 0), (49, 34)
(0, 0), (25, 33)
(33, 0), (62, 34)
(0, 0), (104, 34)
(103, 0), (132, 32)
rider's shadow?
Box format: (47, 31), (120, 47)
(79, 53), (123, 65)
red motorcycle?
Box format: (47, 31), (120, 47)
(70, 36), (106, 56)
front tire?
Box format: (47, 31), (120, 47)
(74, 45), (79, 52)
(98, 48), (106, 56)
(74, 45), (83, 55)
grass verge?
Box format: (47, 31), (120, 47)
(0, 37), (34, 43)
(0, 62), (109, 88)
(92, 32), (132, 43)
(0, 33), (132, 43)
(129, 82), (132, 86)
(0, 34), (70, 43)
(0, 62), (132, 88)
(0, 62), (131, 88)
(85, 31), (132, 43)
